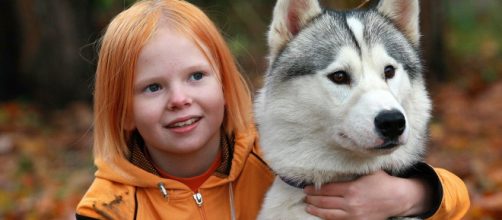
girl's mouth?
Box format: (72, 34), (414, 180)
(166, 117), (201, 128)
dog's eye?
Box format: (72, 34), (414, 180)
(327, 71), (351, 85)
(384, 65), (396, 80)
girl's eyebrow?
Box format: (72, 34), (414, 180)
(134, 63), (213, 83)
(183, 63), (213, 73)
(135, 75), (164, 83)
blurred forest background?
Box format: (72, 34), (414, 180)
(0, 0), (501, 219)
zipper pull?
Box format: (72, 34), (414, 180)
(193, 192), (203, 207)
(158, 183), (168, 199)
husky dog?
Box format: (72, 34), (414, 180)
(254, 0), (430, 219)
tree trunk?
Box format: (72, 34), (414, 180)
(11, 0), (94, 107)
(421, 0), (447, 85)
(0, 0), (22, 101)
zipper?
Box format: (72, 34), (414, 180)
(193, 191), (203, 207)
(158, 183), (207, 219)
(229, 183), (236, 220)
(193, 191), (207, 220)
(158, 183), (168, 199)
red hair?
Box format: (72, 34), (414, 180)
(93, 0), (252, 161)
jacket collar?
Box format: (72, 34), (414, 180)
(128, 130), (235, 178)
(94, 126), (257, 189)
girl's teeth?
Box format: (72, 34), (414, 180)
(173, 118), (197, 127)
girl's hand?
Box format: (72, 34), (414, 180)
(303, 170), (432, 220)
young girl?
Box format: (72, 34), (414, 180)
(76, 0), (469, 219)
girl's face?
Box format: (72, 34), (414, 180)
(130, 25), (225, 158)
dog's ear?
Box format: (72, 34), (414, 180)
(376, 0), (420, 46)
(267, 0), (322, 60)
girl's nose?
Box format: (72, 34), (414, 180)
(167, 86), (192, 111)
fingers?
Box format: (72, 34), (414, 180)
(304, 171), (390, 196)
(303, 171), (411, 219)
(303, 171), (402, 220)
(304, 195), (345, 209)
(305, 204), (348, 220)
(303, 181), (349, 196)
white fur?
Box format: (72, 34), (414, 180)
(256, 0), (425, 219)
(346, 17), (366, 50)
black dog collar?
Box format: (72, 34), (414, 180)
(278, 175), (311, 189)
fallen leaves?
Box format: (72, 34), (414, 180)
(428, 80), (502, 219)
(0, 101), (94, 219)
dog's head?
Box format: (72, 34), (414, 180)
(255, 0), (430, 176)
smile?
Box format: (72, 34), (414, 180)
(167, 117), (201, 128)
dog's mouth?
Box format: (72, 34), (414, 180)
(373, 139), (400, 150)
(338, 133), (401, 154)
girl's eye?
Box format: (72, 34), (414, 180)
(327, 71), (351, 85)
(144, 83), (161, 93)
(384, 65), (396, 80)
(190, 71), (205, 81)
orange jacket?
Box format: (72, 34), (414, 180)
(76, 128), (274, 220)
(76, 127), (469, 219)
(430, 167), (470, 219)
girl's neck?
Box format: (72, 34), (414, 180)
(146, 132), (221, 178)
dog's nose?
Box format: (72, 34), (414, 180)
(374, 110), (406, 140)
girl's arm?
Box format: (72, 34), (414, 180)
(303, 163), (470, 219)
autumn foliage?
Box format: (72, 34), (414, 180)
(0, 102), (94, 219)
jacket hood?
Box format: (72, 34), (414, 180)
(93, 127), (257, 190)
